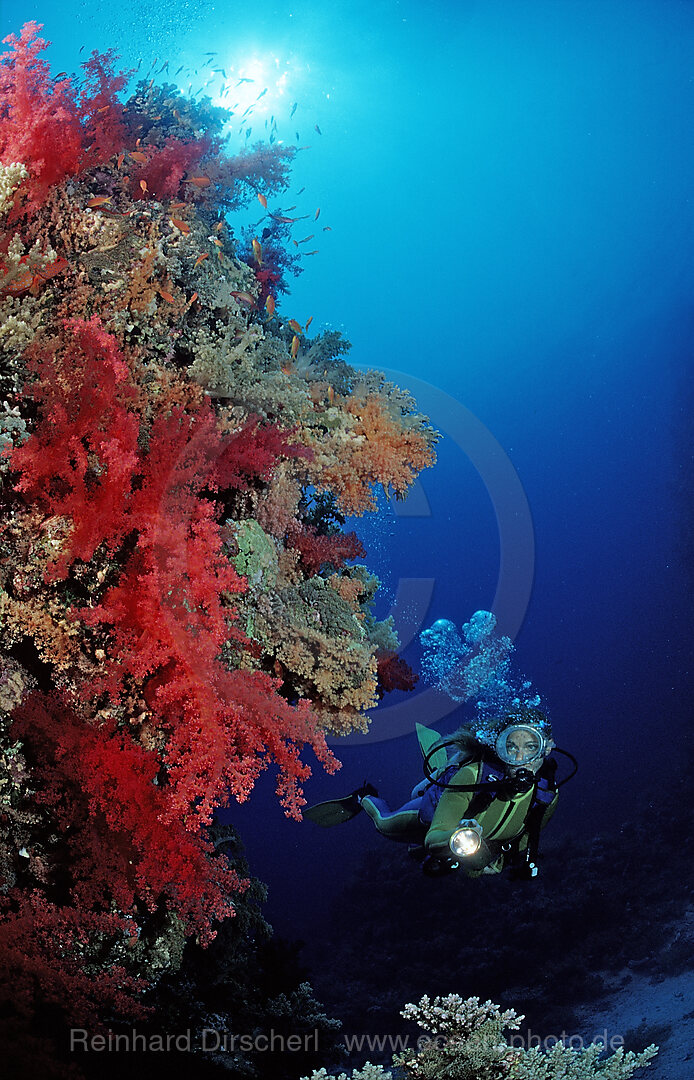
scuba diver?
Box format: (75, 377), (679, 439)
(305, 706), (577, 879)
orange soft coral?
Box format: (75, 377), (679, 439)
(307, 392), (437, 514)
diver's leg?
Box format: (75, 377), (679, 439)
(360, 795), (424, 842)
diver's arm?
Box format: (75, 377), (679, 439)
(424, 763), (479, 858)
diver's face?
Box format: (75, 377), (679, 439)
(505, 732), (540, 763)
(498, 727), (545, 775)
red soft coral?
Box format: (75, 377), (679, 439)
(214, 413), (311, 491)
(78, 48), (129, 169)
(0, 23), (128, 217)
(0, 23), (84, 215)
(11, 691), (244, 936)
(9, 318), (334, 840)
(376, 651), (419, 698)
(130, 136), (212, 201)
(290, 525), (365, 575)
(0, 890), (148, 1027)
(73, 401), (334, 823)
(9, 317), (141, 579)
(5, 315), (339, 988)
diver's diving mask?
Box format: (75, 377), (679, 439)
(495, 724), (546, 767)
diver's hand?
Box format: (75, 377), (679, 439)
(421, 854), (460, 877)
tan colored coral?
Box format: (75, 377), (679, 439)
(252, 577), (380, 731)
(0, 656), (28, 715)
(0, 592), (81, 673)
(254, 462), (304, 541)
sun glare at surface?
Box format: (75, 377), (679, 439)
(174, 48), (308, 142)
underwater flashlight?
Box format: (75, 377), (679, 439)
(449, 819), (483, 858)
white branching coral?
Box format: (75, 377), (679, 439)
(513, 1041), (659, 1079)
(396, 994), (522, 1080)
(401, 992), (523, 1040)
(0, 296), (42, 354)
(302, 1066), (391, 1080)
(0, 161), (28, 216)
(0, 402), (27, 469)
(394, 994), (657, 1080)
(305, 994), (658, 1080)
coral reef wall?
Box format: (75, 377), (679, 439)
(0, 21), (438, 1051)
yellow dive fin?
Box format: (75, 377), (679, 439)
(415, 722), (448, 772)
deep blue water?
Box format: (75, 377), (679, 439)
(4, 0), (692, 959)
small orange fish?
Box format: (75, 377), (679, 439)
(265, 295), (275, 317)
(327, 386), (335, 404)
(188, 176), (211, 188)
(173, 109), (182, 121)
(314, 207), (320, 220)
(130, 151), (148, 163)
(217, 249), (223, 262)
(252, 238), (262, 266)
(170, 201), (186, 208)
(305, 316), (313, 330)
(117, 152), (125, 169)
(214, 220), (224, 232)
(212, 238), (223, 248)
(291, 335), (300, 359)
(151, 114), (162, 120)
(97, 105), (110, 114)
(136, 137), (142, 146)
(288, 319), (302, 333)
(87, 196), (112, 208)
(230, 290), (255, 308)
(171, 218), (191, 234)
(257, 192), (267, 208)
(194, 253), (209, 267)
(139, 180), (148, 193)
(159, 289), (175, 303)
(188, 291), (199, 305)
